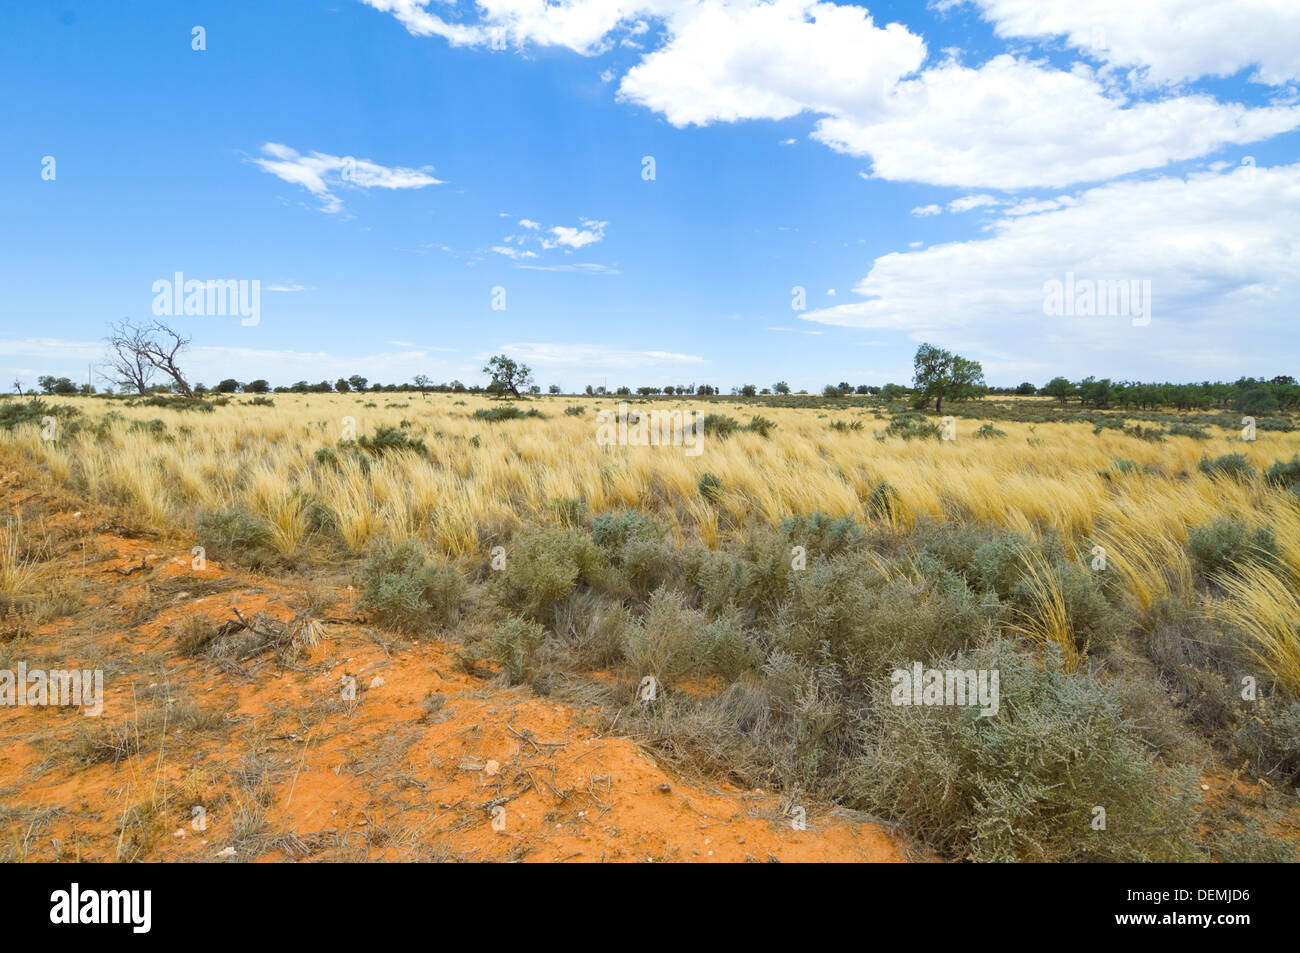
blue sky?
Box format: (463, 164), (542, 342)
(3, 0), (1299, 392)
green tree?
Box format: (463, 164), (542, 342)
(335, 377), (351, 393)
(482, 354), (533, 398)
(215, 379), (241, 393)
(245, 379), (270, 393)
(348, 375), (368, 392)
(1042, 376), (1076, 402)
(774, 381), (790, 395)
(911, 343), (985, 413)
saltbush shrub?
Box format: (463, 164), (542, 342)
(1187, 518), (1279, 577)
(850, 644), (1201, 861)
(357, 541), (466, 631)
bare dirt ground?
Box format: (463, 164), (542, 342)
(0, 468), (909, 863)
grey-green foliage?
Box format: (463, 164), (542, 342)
(489, 615), (548, 684)
(850, 644), (1202, 862)
(1187, 518), (1279, 577)
(358, 540), (466, 631)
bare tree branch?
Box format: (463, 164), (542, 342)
(104, 319), (193, 398)
(105, 320), (157, 395)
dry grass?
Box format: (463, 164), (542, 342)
(1215, 565), (1300, 696)
(0, 518), (42, 600)
(1006, 550), (1082, 670)
(4, 393), (1299, 635)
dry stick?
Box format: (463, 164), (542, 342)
(283, 733), (313, 811)
(477, 780), (534, 812)
(103, 555), (150, 576)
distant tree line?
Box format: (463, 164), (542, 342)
(13, 334), (1296, 417)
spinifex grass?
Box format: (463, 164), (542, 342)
(1215, 565), (1300, 695)
(3, 393), (1298, 633)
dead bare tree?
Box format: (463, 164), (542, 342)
(105, 320), (194, 398)
(105, 320), (158, 395)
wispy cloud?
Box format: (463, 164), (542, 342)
(252, 142), (443, 214)
(515, 262), (619, 274)
(541, 219), (607, 250)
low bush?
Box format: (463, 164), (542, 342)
(849, 644), (1201, 861)
(497, 528), (607, 622)
(196, 509), (278, 570)
(473, 405), (544, 422)
(489, 615), (547, 684)
(356, 426), (427, 456)
(1187, 518), (1279, 577)
(1199, 453), (1255, 482)
(357, 541), (466, 631)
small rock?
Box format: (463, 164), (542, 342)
(368, 676), (385, 689)
(173, 829), (185, 839)
(215, 846), (236, 858)
(484, 759), (501, 776)
(657, 782), (671, 794)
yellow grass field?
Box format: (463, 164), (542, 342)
(3, 392), (1299, 864)
(6, 392), (1299, 688)
(7, 393), (1297, 556)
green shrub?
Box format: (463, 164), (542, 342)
(698, 472), (724, 502)
(1199, 453), (1255, 482)
(884, 413), (941, 440)
(133, 395), (216, 412)
(592, 509), (664, 555)
(356, 426), (427, 456)
(1234, 699), (1300, 786)
(625, 587), (708, 683)
(849, 644), (1201, 861)
(498, 528), (607, 621)
(551, 496), (588, 528)
(1211, 822), (1297, 863)
(779, 512), (865, 558)
(357, 541), (466, 631)
(1167, 423), (1210, 440)
(701, 414), (738, 437)
(973, 423), (1007, 439)
(1009, 560), (1126, 655)
(563, 405), (585, 416)
(0, 398), (82, 435)
(745, 415), (777, 437)
(866, 481), (899, 519)
(128, 418), (169, 439)
(196, 509), (278, 569)
(1265, 455), (1300, 491)
(697, 609), (763, 680)
(970, 533), (1034, 598)
(473, 405), (544, 422)
(1091, 417), (1126, 434)
(1125, 424), (1165, 442)
(828, 419), (864, 432)
(489, 615), (547, 684)
(1187, 518), (1279, 577)
(774, 552), (989, 680)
